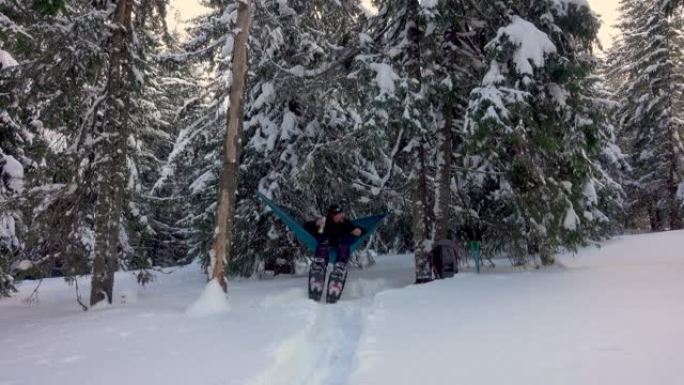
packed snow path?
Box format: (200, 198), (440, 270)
(2, 231), (684, 385)
(246, 260), (413, 385)
(246, 301), (365, 385)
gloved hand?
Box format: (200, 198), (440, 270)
(315, 217), (326, 233)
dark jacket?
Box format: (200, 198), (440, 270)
(304, 215), (365, 246)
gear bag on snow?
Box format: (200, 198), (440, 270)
(432, 240), (458, 279)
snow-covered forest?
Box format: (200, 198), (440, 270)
(3, 0), (682, 298)
(2, 0), (684, 383)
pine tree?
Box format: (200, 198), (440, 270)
(88, 0), (182, 304)
(421, 2), (485, 244)
(1, 0), (68, 295)
(240, 0), (372, 274)
(0, 148), (24, 297)
(88, 0), (136, 305)
(354, 0), (435, 281)
(156, 0), (255, 278)
(464, 0), (620, 264)
(0, 13), (22, 296)
(162, 0), (368, 277)
(124, 2), (189, 282)
(2, 0), (183, 302)
(610, 0), (684, 231)
(5, 1), (112, 291)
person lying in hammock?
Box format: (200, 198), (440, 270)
(303, 204), (365, 302)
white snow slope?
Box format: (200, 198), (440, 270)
(1, 230), (683, 385)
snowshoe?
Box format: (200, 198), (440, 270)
(325, 262), (348, 304)
(308, 257), (327, 301)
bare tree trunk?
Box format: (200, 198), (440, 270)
(669, 165), (682, 229)
(405, 0), (432, 283)
(91, 0), (133, 306)
(667, 87), (682, 229)
(402, 0), (432, 283)
(664, 22), (683, 231)
(210, 0), (253, 292)
(434, 106), (453, 241)
(649, 200), (664, 231)
(414, 142), (433, 283)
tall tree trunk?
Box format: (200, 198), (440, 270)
(664, 22), (683, 231)
(210, 0), (253, 292)
(91, 0), (133, 306)
(669, 164), (682, 229)
(406, 0), (432, 283)
(649, 200), (664, 231)
(434, 105), (453, 241)
(414, 142), (433, 282)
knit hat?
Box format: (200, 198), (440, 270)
(327, 204), (343, 215)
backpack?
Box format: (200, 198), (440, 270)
(432, 240), (458, 279)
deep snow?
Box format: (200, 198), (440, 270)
(1, 230), (683, 385)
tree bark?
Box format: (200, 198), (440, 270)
(403, 0), (432, 283)
(414, 142), (433, 282)
(91, 0), (133, 306)
(669, 165), (682, 229)
(649, 200), (664, 231)
(434, 105), (453, 241)
(404, 0), (432, 283)
(663, 18), (683, 231)
(210, 0), (253, 292)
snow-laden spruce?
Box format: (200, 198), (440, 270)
(0, 154), (24, 296)
(608, 0), (684, 230)
(159, 0), (374, 276)
(465, 1), (619, 264)
(0, 0), (191, 303)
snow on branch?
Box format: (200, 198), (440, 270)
(487, 16), (557, 76)
(0, 49), (18, 69)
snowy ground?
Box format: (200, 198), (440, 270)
(2, 231), (683, 385)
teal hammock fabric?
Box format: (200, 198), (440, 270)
(257, 192), (386, 262)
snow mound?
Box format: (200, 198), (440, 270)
(185, 279), (230, 317)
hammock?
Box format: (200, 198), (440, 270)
(257, 192), (386, 262)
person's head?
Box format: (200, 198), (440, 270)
(327, 204), (345, 223)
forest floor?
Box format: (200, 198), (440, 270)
(2, 230), (683, 385)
